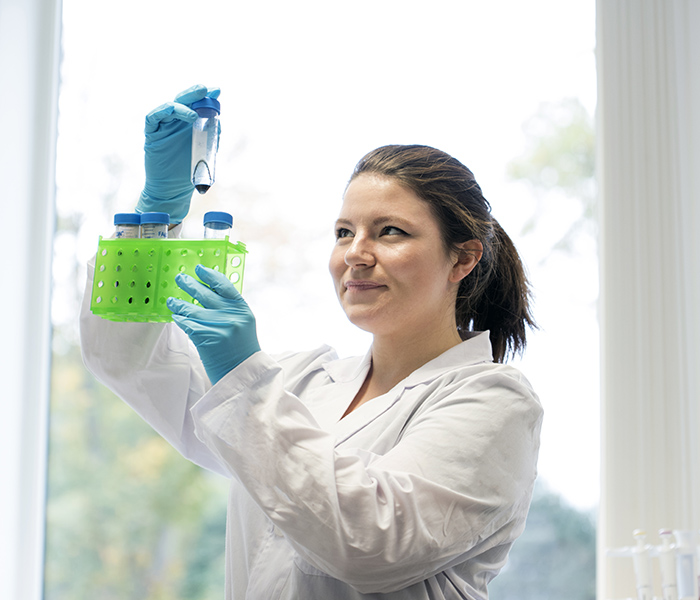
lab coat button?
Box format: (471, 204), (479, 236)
(273, 525), (284, 537)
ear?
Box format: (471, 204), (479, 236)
(449, 239), (483, 283)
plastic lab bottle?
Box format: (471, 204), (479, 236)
(203, 211), (233, 239)
(191, 97), (220, 194)
(114, 213), (140, 238)
(140, 212), (169, 239)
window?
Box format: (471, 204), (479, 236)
(46, 1), (597, 598)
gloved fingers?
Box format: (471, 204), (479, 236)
(173, 84), (220, 106)
(170, 312), (224, 340)
(173, 84), (209, 105)
(171, 313), (196, 338)
(168, 296), (235, 324)
(144, 102), (197, 134)
(173, 272), (234, 310)
(167, 296), (207, 320)
(195, 264), (242, 301)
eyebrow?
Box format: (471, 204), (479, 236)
(334, 216), (414, 228)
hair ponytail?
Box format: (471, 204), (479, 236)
(350, 144), (536, 363)
(459, 219), (536, 363)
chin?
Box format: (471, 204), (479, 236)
(343, 309), (380, 335)
(346, 313), (402, 338)
(342, 300), (406, 336)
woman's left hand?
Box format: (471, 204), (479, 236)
(136, 85), (221, 224)
(168, 264), (260, 384)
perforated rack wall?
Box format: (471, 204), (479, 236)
(90, 237), (247, 322)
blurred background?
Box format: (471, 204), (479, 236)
(46, 1), (598, 598)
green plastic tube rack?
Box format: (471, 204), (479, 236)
(90, 237), (247, 322)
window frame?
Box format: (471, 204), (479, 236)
(0, 1), (61, 599)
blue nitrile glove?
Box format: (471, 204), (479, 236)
(167, 264), (260, 385)
(136, 85), (221, 224)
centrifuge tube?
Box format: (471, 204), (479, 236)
(140, 212), (169, 239)
(191, 97), (220, 194)
(114, 213), (140, 238)
(203, 211), (233, 239)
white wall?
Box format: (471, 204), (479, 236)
(597, 1), (700, 597)
(0, 0), (61, 599)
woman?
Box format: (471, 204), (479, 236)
(80, 85), (543, 599)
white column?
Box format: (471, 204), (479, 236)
(0, 0), (61, 599)
(596, 1), (700, 598)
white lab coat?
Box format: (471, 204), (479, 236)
(80, 256), (543, 600)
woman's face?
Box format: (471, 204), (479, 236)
(329, 174), (467, 340)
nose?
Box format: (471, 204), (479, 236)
(344, 233), (375, 268)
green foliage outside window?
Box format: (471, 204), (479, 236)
(45, 348), (227, 600)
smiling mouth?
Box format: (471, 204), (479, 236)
(345, 281), (384, 291)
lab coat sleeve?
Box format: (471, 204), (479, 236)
(190, 351), (543, 594)
(79, 253), (227, 476)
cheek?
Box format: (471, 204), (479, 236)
(399, 259), (454, 300)
(392, 254), (435, 284)
(328, 247), (345, 283)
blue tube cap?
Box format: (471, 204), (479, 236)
(203, 211), (233, 226)
(140, 212), (171, 225)
(114, 213), (140, 225)
(191, 97), (221, 114)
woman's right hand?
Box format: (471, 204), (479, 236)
(136, 84), (220, 224)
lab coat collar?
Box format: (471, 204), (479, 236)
(325, 332), (494, 442)
(401, 330), (494, 388)
(322, 347), (373, 384)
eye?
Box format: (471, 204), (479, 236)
(335, 227), (353, 240)
(380, 226), (407, 236)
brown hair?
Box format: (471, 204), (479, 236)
(349, 144), (536, 363)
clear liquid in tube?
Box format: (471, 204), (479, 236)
(190, 97), (220, 194)
(192, 160), (213, 194)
